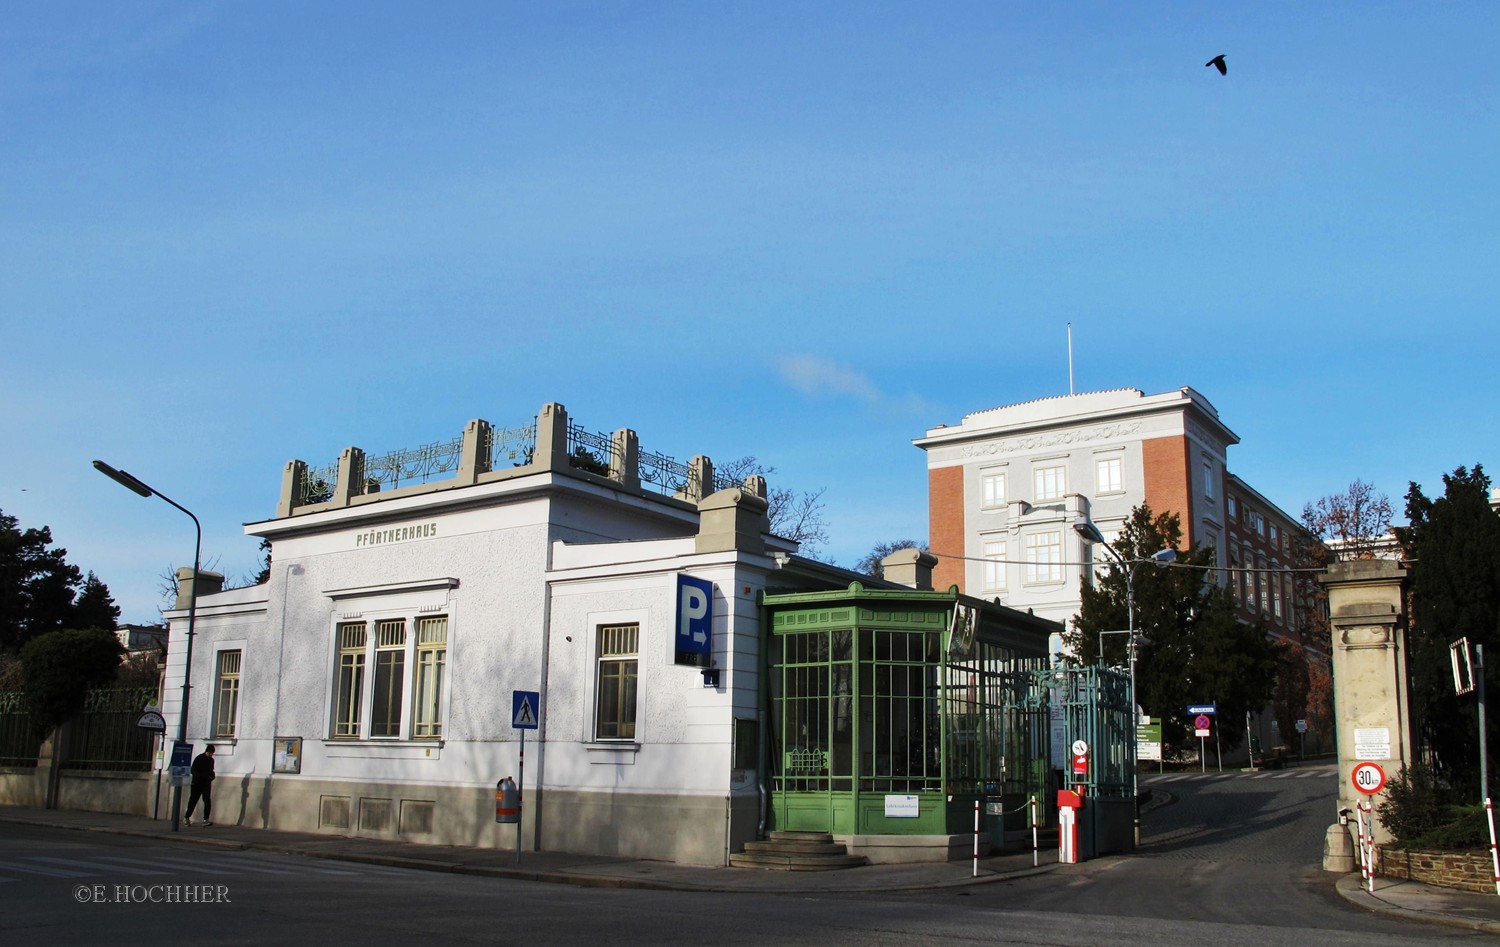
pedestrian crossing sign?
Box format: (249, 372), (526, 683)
(512, 690), (540, 730)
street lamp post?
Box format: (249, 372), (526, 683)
(93, 460), (200, 833)
(1074, 520), (1173, 848)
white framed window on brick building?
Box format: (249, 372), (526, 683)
(1033, 465), (1066, 502)
(1095, 456), (1123, 494)
(213, 649), (241, 739)
(981, 469), (1007, 508)
(982, 539), (1007, 591)
(331, 614), (449, 741)
(595, 622), (639, 740)
(1024, 530), (1063, 583)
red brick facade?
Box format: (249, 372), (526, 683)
(1141, 434), (1194, 547)
(928, 466), (965, 592)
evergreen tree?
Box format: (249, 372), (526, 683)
(1, 510), (84, 652)
(1068, 503), (1282, 755)
(72, 572), (121, 631)
(19, 627), (124, 734)
(1394, 465), (1500, 796)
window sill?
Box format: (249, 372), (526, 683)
(323, 739), (445, 760)
(585, 741), (640, 764)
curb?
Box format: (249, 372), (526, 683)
(1334, 874), (1500, 935)
(1, 812), (1059, 895)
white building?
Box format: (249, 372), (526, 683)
(159, 403), (1055, 865)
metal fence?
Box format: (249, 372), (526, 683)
(62, 686), (159, 773)
(0, 690), (42, 768)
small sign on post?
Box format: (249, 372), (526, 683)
(168, 740), (193, 784)
(135, 706), (166, 732)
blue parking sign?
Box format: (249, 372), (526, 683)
(675, 574), (713, 668)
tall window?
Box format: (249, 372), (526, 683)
(981, 470), (1007, 508)
(1203, 461), (1215, 500)
(1270, 569), (1283, 620)
(334, 623), (367, 738)
(1095, 457), (1122, 493)
(371, 620), (407, 738)
(1024, 531), (1063, 583)
(213, 650), (241, 739)
(595, 623), (639, 740)
(411, 617), (447, 739)
(982, 540), (1007, 591)
(332, 615), (448, 741)
(1033, 465), (1066, 501)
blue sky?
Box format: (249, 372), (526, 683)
(3, 2), (1495, 624)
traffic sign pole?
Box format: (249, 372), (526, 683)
(516, 730), (524, 863)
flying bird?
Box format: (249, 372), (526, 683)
(1205, 54), (1227, 75)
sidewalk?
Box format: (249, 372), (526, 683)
(0, 806), (1054, 894)
(1335, 873), (1500, 935)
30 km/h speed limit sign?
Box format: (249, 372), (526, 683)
(1352, 761), (1387, 795)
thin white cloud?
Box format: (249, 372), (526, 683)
(775, 355), (881, 402)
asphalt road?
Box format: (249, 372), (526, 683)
(0, 766), (1483, 946)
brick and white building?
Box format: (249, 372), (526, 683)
(915, 387), (1308, 636)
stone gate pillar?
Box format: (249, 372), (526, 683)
(1321, 559), (1412, 850)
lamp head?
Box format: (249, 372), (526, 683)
(1073, 521), (1106, 545)
(1148, 548), (1175, 564)
(93, 460), (154, 497)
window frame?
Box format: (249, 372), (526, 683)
(330, 613), (449, 742)
(1095, 456), (1123, 494)
(212, 649), (242, 740)
(594, 621), (640, 742)
(1033, 465), (1067, 502)
(981, 539), (1007, 591)
(1023, 530), (1064, 584)
(980, 468), (1008, 508)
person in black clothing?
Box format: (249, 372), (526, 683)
(184, 744), (216, 826)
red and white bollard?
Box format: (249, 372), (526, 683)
(1058, 789), (1084, 864)
(1487, 797), (1500, 897)
(1030, 794), (1039, 868)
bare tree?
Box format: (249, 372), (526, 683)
(854, 539), (928, 579)
(715, 456), (831, 557)
(1300, 479), (1394, 560)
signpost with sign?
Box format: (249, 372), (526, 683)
(1188, 703), (1219, 773)
(508, 690), (540, 863)
(1137, 720), (1162, 765)
(1071, 739), (1089, 778)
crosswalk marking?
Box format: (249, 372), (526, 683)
(0, 850), (415, 883)
(0, 861), (92, 878)
(27, 855), (167, 875)
(1142, 768), (1333, 784)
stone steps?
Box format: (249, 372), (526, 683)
(728, 831), (868, 872)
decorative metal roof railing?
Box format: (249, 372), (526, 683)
(366, 435), (465, 491)
(566, 422), (616, 477)
(299, 464), (338, 506)
(290, 413), (739, 508)
(638, 447), (739, 497)
(484, 421), (537, 469)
